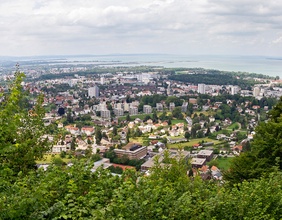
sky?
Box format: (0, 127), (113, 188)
(1, 0), (282, 57)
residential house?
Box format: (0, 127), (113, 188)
(197, 150), (213, 162)
(65, 125), (80, 136)
(191, 158), (206, 169)
(81, 126), (95, 136)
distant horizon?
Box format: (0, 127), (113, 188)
(1, 54), (282, 77)
(1, 53), (282, 60)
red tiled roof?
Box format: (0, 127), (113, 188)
(211, 166), (219, 171)
(199, 165), (208, 172)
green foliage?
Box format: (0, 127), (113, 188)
(51, 157), (66, 166)
(224, 96), (282, 185)
(0, 154), (282, 219)
(60, 151), (67, 159)
(107, 165), (123, 174)
(169, 72), (255, 88)
(207, 160), (219, 167)
(165, 96), (183, 107)
(1, 70), (282, 219)
(172, 106), (184, 119)
(95, 127), (102, 144)
(0, 72), (50, 176)
(140, 94), (166, 108)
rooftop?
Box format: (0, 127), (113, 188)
(198, 150), (213, 156)
(191, 158), (206, 165)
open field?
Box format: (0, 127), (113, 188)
(217, 156), (234, 170)
(129, 137), (144, 144)
(36, 154), (72, 164)
(227, 122), (239, 130)
(118, 113), (153, 122)
(171, 119), (187, 125)
(193, 110), (215, 117)
(167, 137), (223, 149)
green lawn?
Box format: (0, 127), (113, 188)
(167, 137), (222, 149)
(171, 119), (187, 125)
(217, 156), (234, 170)
(193, 110), (215, 116)
(119, 113), (153, 122)
(228, 122), (239, 130)
(36, 154), (72, 164)
(129, 137), (144, 144)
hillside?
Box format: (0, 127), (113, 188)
(0, 73), (282, 219)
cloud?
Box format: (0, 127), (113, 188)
(272, 36), (282, 44)
(1, 0), (282, 56)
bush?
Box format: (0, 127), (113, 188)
(107, 165), (123, 174)
(60, 151), (66, 158)
(51, 157), (66, 166)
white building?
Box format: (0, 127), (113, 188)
(129, 107), (138, 115)
(231, 86), (239, 95)
(114, 108), (124, 116)
(100, 77), (105, 85)
(198, 83), (206, 94)
(88, 85), (99, 98)
(101, 110), (111, 119)
(124, 102), (130, 112)
(253, 87), (260, 97)
(181, 102), (188, 112)
(156, 103), (163, 111)
(169, 102), (175, 111)
(143, 105), (152, 114)
(98, 102), (107, 111)
(52, 144), (67, 153)
(114, 103), (122, 109)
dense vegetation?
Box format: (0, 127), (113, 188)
(0, 72), (50, 176)
(169, 72), (256, 88)
(224, 96), (282, 185)
(1, 73), (282, 219)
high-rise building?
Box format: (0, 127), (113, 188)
(114, 103), (122, 109)
(123, 102), (130, 112)
(169, 102), (175, 111)
(88, 85), (99, 98)
(253, 87), (260, 97)
(98, 102), (107, 111)
(231, 86), (239, 95)
(181, 102), (188, 112)
(100, 110), (111, 119)
(129, 107), (138, 115)
(198, 84), (206, 94)
(100, 77), (105, 85)
(143, 105), (152, 114)
(156, 103), (163, 111)
(114, 108), (124, 116)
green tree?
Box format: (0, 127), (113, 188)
(0, 71), (50, 176)
(51, 157), (66, 166)
(126, 114), (131, 122)
(172, 106), (184, 119)
(152, 111), (158, 122)
(95, 127), (102, 144)
(224, 97), (282, 185)
(112, 126), (118, 136)
(134, 127), (142, 137)
(184, 131), (191, 139)
(70, 137), (77, 151)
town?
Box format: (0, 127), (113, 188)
(2, 62), (282, 180)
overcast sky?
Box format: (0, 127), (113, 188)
(1, 0), (282, 57)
